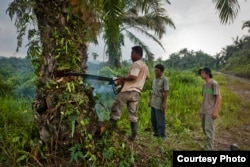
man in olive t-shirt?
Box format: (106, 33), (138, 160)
(198, 68), (222, 150)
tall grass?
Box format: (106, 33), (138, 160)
(0, 96), (38, 167)
(214, 75), (242, 128)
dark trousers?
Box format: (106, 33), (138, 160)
(151, 107), (166, 138)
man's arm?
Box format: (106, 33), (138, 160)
(162, 90), (168, 112)
(212, 94), (222, 119)
(148, 90), (152, 107)
(120, 75), (137, 81)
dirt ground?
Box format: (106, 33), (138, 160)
(214, 73), (250, 151)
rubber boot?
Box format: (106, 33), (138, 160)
(128, 122), (137, 141)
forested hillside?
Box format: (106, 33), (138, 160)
(1, 44), (250, 100)
(0, 57), (35, 98)
(161, 22), (250, 78)
(221, 49), (250, 78)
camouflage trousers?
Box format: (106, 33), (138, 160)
(110, 91), (140, 122)
(201, 114), (216, 150)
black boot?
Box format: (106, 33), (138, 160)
(129, 122), (137, 141)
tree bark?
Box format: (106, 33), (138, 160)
(32, 0), (98, 159)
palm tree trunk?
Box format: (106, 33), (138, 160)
(32, 0), (98, 156)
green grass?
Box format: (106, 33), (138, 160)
(214, 75), (242, 128)
(0, 96), (38, 167)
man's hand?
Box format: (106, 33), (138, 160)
(212, 111), (218, 119)
(162, 103), (166, 112)
(117, 77), (124, 85)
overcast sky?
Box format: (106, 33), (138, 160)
(1, 0), (249, 61)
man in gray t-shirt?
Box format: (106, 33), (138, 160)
(198, 68), (222, 150)
(149, 64), (169, 139)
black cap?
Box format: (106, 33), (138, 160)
(198, 67), (213, 78)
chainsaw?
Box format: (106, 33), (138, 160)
(66, 72), (123, 94)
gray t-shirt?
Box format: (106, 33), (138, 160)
(201, 79), (220, 114)
(150, 76), (169, 109)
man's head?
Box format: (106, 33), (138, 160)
(198, 67), (213, 79)
(131, 46), (143, 62)
(154, 64), (164, 77)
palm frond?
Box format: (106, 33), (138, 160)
(125, 30), (154, 63)
(123, 13), (175, 38)
(213, 0), (240, 24)
(124, 27), (165, 51)
(242, 20), (250, 33)
(6, 0), (35, 51)
(135, 0), (170, 14)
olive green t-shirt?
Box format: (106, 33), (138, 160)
(150, 76), (169, 109)
(201, 79), (220, 114)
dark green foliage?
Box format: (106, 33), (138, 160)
(219, 22), (250, 77)
(0, 57), (36, 98)
(163, 49), (218, 70)
(86, 62), (105, 74)
(0, 76), (14, 96)
(221, 49), (250, 78)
